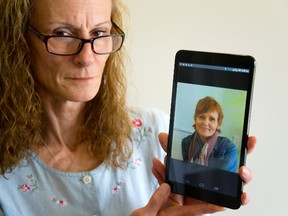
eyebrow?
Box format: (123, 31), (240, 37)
(94, 20), (112, 27)
(44, 20), (112, 30)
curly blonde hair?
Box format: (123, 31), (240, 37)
(0, 0), (132, 174)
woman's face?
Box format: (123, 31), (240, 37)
(195, 110), (220, 142)
(28, 0), (112, 103)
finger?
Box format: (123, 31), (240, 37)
(247, 136), (256, 154)
(152, 158), (166, 184)
(152, 158), (185, 205)
(158, 132), (168, 152)
(164, 155), (167, 166)
(239, 166), (254, 184)
(158, 203), (225, 216)
(130, 183), (171, 216)
(241, 192), (250, 206)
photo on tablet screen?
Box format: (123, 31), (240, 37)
(171, 83), (247, 173)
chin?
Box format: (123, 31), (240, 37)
(78, 94), (98, 102)
(69, 91), (99, 102)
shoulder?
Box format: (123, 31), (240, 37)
(217, 136), (233, 144)
(182, 134), (193, 143)
(216, 136), (237, 150)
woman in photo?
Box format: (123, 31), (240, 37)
(182, 96), (238, 172)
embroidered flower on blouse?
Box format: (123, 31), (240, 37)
(132, 118), (143, 128)
(132, 118), (153, 148)
(126, 158), (142, 169)
(51, 197), (68, 207)
(112, 180), (124, 194)
(20, 184), (30, 192)
(18, 174), (40, 193)
(133, 158), (142, 166)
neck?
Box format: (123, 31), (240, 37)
(198, 134), (208, 145)
(41, 96), (86, 147)
(37, 95), (101, 172)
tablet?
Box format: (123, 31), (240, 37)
(165, 50), (255, 209)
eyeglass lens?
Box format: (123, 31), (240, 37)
(47, 35), (123, 55)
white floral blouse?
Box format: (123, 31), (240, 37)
(0, 107), (169, 216)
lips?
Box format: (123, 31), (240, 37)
(199, 127), (210, 132)
(70, 77), (94, 80)
(67, 76), (96, 82)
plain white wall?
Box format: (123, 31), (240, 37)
(124, 0), (288, 215)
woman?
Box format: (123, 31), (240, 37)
(0, 0), (256, 215)
(182, 96), (238, 172)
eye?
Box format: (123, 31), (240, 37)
(198, 115), (205, 120)
(53, 30), (71, 37)
(209, 117), (216, 122)
(92, 30), (108, 37)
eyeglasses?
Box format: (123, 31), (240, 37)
(27, 22), (125, 56)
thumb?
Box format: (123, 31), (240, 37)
(130, 183), (171, 216)
(147, 183), (171, 211)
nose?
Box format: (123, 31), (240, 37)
(74, 42), (95, 67)
(202, 118), (209, 125)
